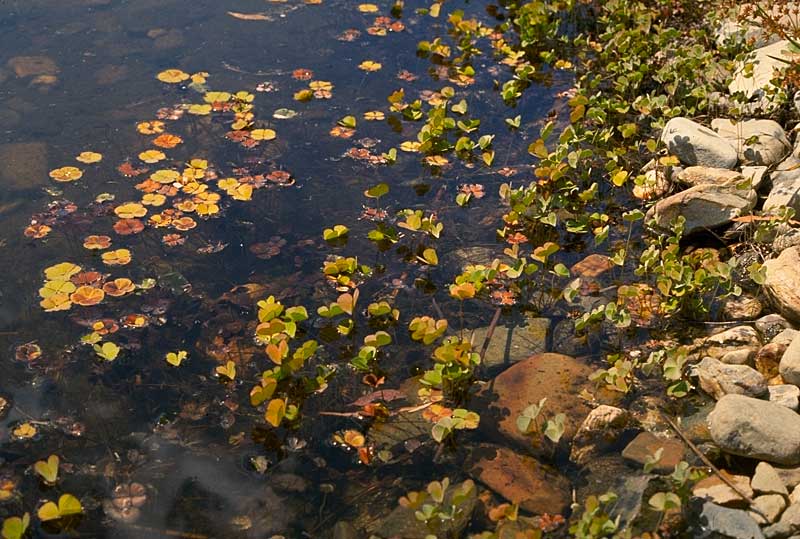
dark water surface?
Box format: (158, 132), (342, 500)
(0, 0), (575, 537)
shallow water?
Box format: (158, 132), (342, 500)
(0, 1), (589, 537)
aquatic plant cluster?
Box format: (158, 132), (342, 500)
(8, 0), (800, 536)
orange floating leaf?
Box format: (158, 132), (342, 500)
(76, 151), (102, 164)
(136, 121), (165, 135)
(102, 278), (135, 297)
(292, 68), (313, 80)
(152, 134), (183, 148)
(70, 286), (105, 306)
(83, 235), (112, 250)
(172, 217), (197, 231)
(113, 218), (144, 235)
(24, 224), (51, 239)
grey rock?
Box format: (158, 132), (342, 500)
(777, 468), (800, 491)
(781, 335), (800, 386)
(698, 501), (765, 539)
(765, 156), (800, 214)
(708, 395), (800, 465)
(712, 119), (791, 166)
(474, 317), (550, 370)
(645, 183), (756, 235)
(771, 385), (800, 411)
(753, 462), (791, 497)
(694, 357), (767, 400)
(776, 330), (800, 348)
(660, 117), (738, 168)
(721, 349), (757, 366)
(750, 494), (788, 525)
(704, 326), (762, 358)
(763, 501), (800, 538)
(742, 166), (768, 191)
(765, 247), (800, 323)
(756, 316), (794, 342)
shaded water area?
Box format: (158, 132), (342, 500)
(0, 0), (649, 537)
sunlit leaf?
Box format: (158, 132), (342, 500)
(156, 69), (190, 83)
(38, 494), (83, 522)
(114, 202), (147, 219)
(166, 350), (188, 366)
(265, 398), (286, 427)
(358, 60), (382, 72)
(204, 91), (231, 103)
(44, 262), (81, 281)
(75, 151), (102, 164)
(93, 341), (120, 361)
(138, 149), (166, 164)
(216, 360), (236, 380)
(39, 280), (76, 298)
(250, 129), (276, 141)
(101, 249), (132, 266)
(357, 3), (378, 12)
(103, 278), (135, 297)
(188, 104), (212, 115)
(11, 423), (37, 439)
(40, 294), (72, 312)
(153, 134), (183, 148)
(82, 235), (111, 250)
(33, 455), (59, 484)
(49, 166), (83, 182)
(1, 513), (30, 539)
(363, 110), (384, 120)
(70, 286), (105, 306)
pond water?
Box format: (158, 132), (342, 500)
(0, 1), (608, 537)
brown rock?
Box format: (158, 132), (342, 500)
(469, 445), (571, 515)
(676, 166), (744, 187)
(482, 353), (594, 449)
(7, 56), (58, 78)
(0, 142), (48, 190)
(570, 254), (614, 279)
(765, 247), (800, 323)
(693, 473), (754, 507)
(621, 432), (685, 473)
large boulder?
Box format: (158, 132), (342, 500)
(468, 445), (571, 515)
(660, 117), (738, 169)
(764, 247), (800, 323)
(645, 183), (756, 235)
(729, 40), (800, 102)
(708, 394), (800, 465)
(480, 353), (594, 450)
(711, 119), (791, 166)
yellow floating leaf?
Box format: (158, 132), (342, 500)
(229, 184), (253, 201)
(358, 60), (382, 72)
(188, 104), (212, 115)
(216, 360), (236, 380)
(156, 69), (190, 84)
(400, 141), (421, 152)
(189, 158), (208, 170)
(39, 280), (76, 298)
(75, 151), (102, 164)
(166, 350), (187, 366)
(250, 129), (276, 141)
(151, 169), (181, 184)
(425, 155), (449, 166)
(38, 494), (83, 522)
(196, 202), (220, 216)
(114, 202), (147, 219)
(49, 166), (83, 182)
(364, 110), (385, 120)
(44, 262), (81, 280)
(141, 193), (166, 206)
(217, 178), (239, 191)
(309, 80), (333, 91)
(265, 398), (286, 427)
(40, 294), (72, 312)
(138, 149), (166, 164)
(93, 341), (120, 361)
(204, 91), (231, 103)
(101, 249), (132, 266)
(358, 3), (378, 12)
(191, 72), (209, 85)
(136, 121), (165, 135)
(12, 422), (37, 439)
(34, 455), (59, 484)
(342, 429), (365, 448)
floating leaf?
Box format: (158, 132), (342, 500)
(94, 342), (120, 361)
(364, 183), (389, 198)
(449, 282), (475, 300)
(1, 513), (29, 539)
(250, 378), (277, 406)
(114, 202), (147, 219)
(138, 150), (166, 164)
(82, 235), (111, 250)
(323, 225), (349, 241)
(103, 278), (135, 297)
(156, 69), (190, 84)
(251, 129), (276, 141)
(136, 121), (165, 135)
(358, 60), (382, 72)
(204, 91), (231, 103)
(33, 455), (59, 484)
(227, 11), (271, 20)
(420, 248), (438, 265)
(152, 134), (183, 148)
(70, 286), (105, 306)
(113, 218), (144, 235)
(273, 108), (297, 119)
(265, 398), (286, 427)
(101, 249), (132, 266)
(216, 360), (236, 380)
(49, 166), (83, 182)
(39, 279), (76, 298)
(37, 494), (83, 522)
(40, 294), (72, 312)
(76, 151), (102, 164)
(363, 110), (385, 121)
(44, 262), (81, 281)
(188, 104), (212, 115)
(11, 423), (37, 439)
(358, 3), (378, 12)
(166, 350), (187, 366)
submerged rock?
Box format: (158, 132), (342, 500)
(473, 317), (550, 370)
(660, 117), (738, 169)
(621, 432), (684, 474)
(711, 119), (791, 167)
(708, 394), (800, 465)
(765, 247), (800, 323)
(723, 295), (764, 321)
(468, 445), (571, 515)
(693, 474), (754, 507)
(645, 183), (756, 235)
(570, 405), (631, 465)
(481, 353), (593, 450)
(0, 142), (48, 190)
(7, 56), (58, 78)
(693, 357), (767, 400)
